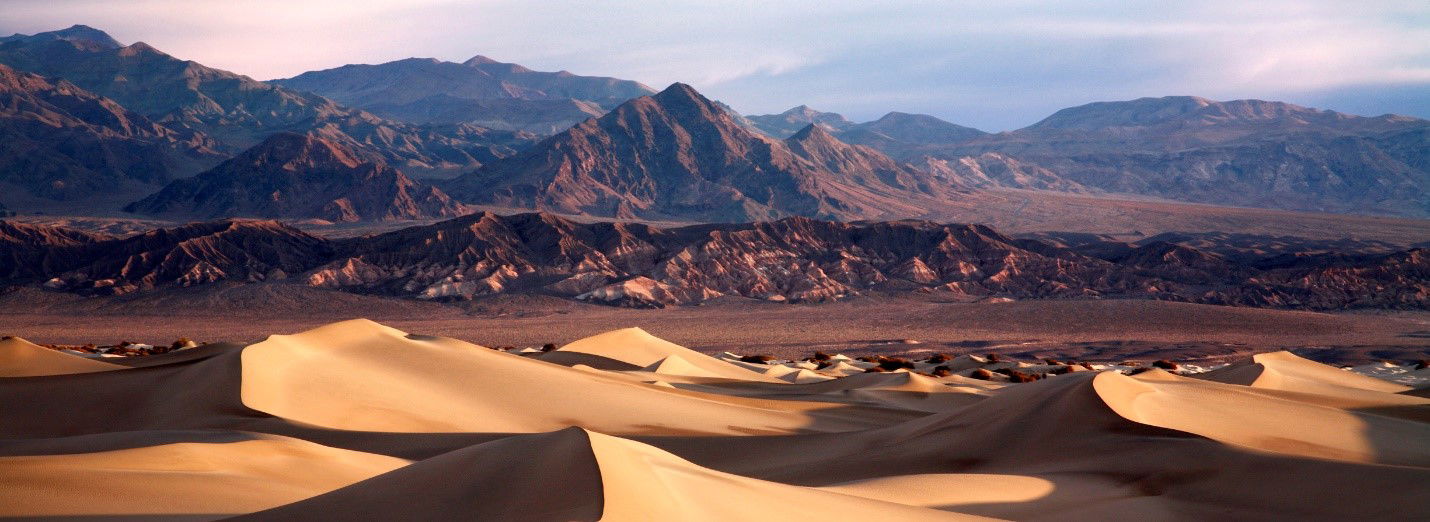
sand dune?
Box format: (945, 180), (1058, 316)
(1200, 350), (1411, 393)
(1, 319), (1425, 520)
(0, 335), (122, 377)
(547, 326), (785, 382)
(240, 319), (879, 434)
(237, 427), (981, 521)
(0, 430), (407, 519)
(1096, 369), (1430, 465)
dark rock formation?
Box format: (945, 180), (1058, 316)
(2, 213), (1424, 310)
(125, 133), (466, 222)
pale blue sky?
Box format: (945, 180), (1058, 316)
(3, 0), (1427, 130)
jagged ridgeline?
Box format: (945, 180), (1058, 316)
(3, 214), (1423, 309)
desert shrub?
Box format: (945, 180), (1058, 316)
(877, 359), (915, 371)
(856, 356), (879, 363)
(812, 351), (833, 361)
(815, 360), (835, 370)
(1049, 365), (1074, 375)
(931, 365), (953, 377)
(985, 353), (1001, 363)
(865, 366), (888, 373)
(926, 354), (951, 364)
(1126, 367), (1153, 376)
(969, 368), (994, 380)
(541, 343), (558, 352)
(1079, 362), (1095, 370)
(993, 367), (1015, 376)
(1415, 359), (1429, 371)
(1044, 358), (1064, 365)
(1009, 370), (1040, 383)
(170, 337), (192, 350)
(1151, 359), (1178, 370)
(740, 354), (774, 364)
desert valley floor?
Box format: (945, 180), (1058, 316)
(5, 291), (1429, 365)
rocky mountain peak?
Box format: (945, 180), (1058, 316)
(649, 82), (714, 112)
(462, 55), (500, 66)
(444, 82), (940, 221)
(747, 105), (854, 137)
(463, 54), (533, 74)
(240, 132), (366, 171)
(787, 122), (836, 142)
(1, 24), (122, 50)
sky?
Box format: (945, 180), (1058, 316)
(2, 0), (1427, 131)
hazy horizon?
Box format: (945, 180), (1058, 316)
(2, 0), (1427, 131)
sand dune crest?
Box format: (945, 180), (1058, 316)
(0, 336), (122, 377)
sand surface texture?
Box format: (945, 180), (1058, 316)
(1, 319), (1425, 520)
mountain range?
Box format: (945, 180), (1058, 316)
(942, 96), (1430, 216)
(441, 83), (953, 221)
(0, 25), (536, 197)
(3, 212), (1423, 310)
(0, 24), (1426, 223)
(273, 55), (654, 134)
(0, 62), (222, 200)
(751, 99), (1429, 216)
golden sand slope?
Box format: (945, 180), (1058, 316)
(240, 319), (879, 434)
(0, 319), (1426, 521)
(235, 427), (983, 522)
(0, 430), (407, 519)
(544, 326), (785, 382)
(1203, 351), (1409, 392)
(0, 336), (121, 377)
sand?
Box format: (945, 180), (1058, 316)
(0, 336), (122, 377)
(1, 319), (1426, 520)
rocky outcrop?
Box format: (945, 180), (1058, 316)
(124, 133), (466, 222)
(784, 124), (947, 195)
(20, 220), (331, 295)
(2, 213), (1424, 309)
(443, 83), (940, 222)
(0, 220), (111, 279)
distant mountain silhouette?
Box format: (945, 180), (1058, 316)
(747, 105), (854, 138)
(274, 55), (654, 134)
(835, 112), (989, 158)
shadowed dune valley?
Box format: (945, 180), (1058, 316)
(2, 2), (1430, 521)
